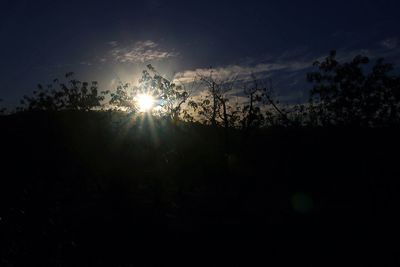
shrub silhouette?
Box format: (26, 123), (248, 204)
(11, 50), (400, 128)
(189, 73), (242, 127)
(307, 50), (400, 127)
(20, 72), (107, 112)
(0, 99), (6, 115)
(108, 81), (137, 113)
(107, 65), (191, 121)
(141, 64), (189, 120)
(187, 72), (284, 129)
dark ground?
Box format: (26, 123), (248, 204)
(1, 111), (400, 266)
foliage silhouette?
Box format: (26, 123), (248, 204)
(19, 72), (107, 112)
(7, 50), (400, 131)
(108, 81), (137, 113)
(107, 65), (191, 120)
(187, 72), (284, 130)
(140, 64), (189, 120)
(2, 50), (400, 265)
(0, 99), (6, 115)
(241, 77), (265, 129)
(189, 72), (241, 128)
(307, 50), (400, 127)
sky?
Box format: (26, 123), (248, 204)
(1, 0), (400, 108)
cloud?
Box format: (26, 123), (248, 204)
(110, 40), (178, 63)
(173, 46), (400, 106)
(108, 41), (118, 47)
(381, 38), (399, 50)
(173, 61), (311, 84)
(80, 61), (93, 66)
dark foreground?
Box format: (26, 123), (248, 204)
(1, 111), (400, 266)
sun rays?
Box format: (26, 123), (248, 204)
(136, 93), (155, 112)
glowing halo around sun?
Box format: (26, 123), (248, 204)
(136, 93), (155, 112)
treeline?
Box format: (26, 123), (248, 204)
(2, 51), (400, 128)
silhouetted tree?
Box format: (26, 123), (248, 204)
(198, 74), (227, 127)
(259, 79), (296, 127)
(139, 65), (189, 121)
(0, 99), (6, 115)
(189, 72), (242, 128)
(109, 81), (137, 113)
(241, 76), (265, 129)
(307, 50), (400, 127)
(10, 50), (400, 130)
(188, 71), (292, 129)
(284, 103), (312, 127)
(199, 74), (220, 127)
(20, 72), (106, 112)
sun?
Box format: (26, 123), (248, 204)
(136, 93), (155, 112)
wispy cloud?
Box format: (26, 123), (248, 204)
(80, 61), (93, 66)
(108, 41), (118, 47)
(109, 40), (178, 63)
(173, 61), (311, 84)
(380, 38), (399, 50)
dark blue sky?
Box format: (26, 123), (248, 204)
(1, 0), (400, 108)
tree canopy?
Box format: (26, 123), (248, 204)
(6, 51), (400, 128)
(307, 50), (400, 127)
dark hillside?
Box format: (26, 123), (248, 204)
(1, 111), (399, 265)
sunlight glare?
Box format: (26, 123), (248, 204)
(136, 94), (155, 112)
